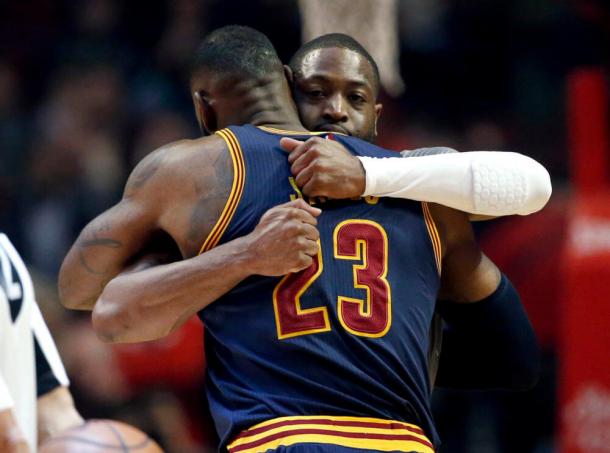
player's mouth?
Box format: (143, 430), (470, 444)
(316, 124), (351, 135)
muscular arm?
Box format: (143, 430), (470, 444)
(60, 135), (322, 343)
(58, 138), (243, 340)
(58, 147), (171, 311)
(281, 137), (541, 389)
(92, 237), (255, 342)
(92, 198), (321, 343)
(281, 137), (552, 218)
(361, 150), (551, 216)
(430, 205), (540, 390)
(431, 205), (500, 304)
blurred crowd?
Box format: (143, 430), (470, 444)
(1, 0), (609, 451)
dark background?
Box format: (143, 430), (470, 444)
(1, 1), (609, 451)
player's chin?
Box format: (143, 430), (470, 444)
(315, 124), (352, 136)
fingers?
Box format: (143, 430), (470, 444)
(259, 200), (321, 229)
(301, 177), (323, 198)
(299, 223), (320, 241)
(279, 137), (303, 154)
(283, 198), (322, 217)
(286, 207), (319, 226)
(286, 136), (322, 164)
(290, 252), (314, 273)
(301, 239), (319, 257)
(292, 197), (321, 216)
(290, 149), (316, 177)
(294, 165), (314, 191)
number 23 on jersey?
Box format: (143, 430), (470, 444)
(273, 220), (392, 340)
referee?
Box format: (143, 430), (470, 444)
(0, 233), (82, 452)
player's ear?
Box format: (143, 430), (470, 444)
(373, 103), (383, 137)
(193, 91), (217, 135)
(284, 65), (294, 88)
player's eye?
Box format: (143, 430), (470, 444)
(349, 93), (366, 104)
(307, 90), (325, 99)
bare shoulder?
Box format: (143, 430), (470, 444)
(124, 135), (229, 200)
(125, 135), (233, 256)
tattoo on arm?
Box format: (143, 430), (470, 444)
(77, 221), (123, 276)
(77, 149), (167, 276)
(187, 149), (233, 248)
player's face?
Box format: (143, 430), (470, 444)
(293, 48), (382, 142)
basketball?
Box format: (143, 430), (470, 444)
(39, 420), (164, 453)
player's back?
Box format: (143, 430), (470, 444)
(199, 125), (442, 450)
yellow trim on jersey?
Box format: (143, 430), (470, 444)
(228, 415), (434, 453)
(231, 434), (434, 453)
(198, 129), (246, 255)
(421, 202), (442, 275)
(288, 177), (304, 200)
(257, 125), (347, 136)
(237, 415), (425, 432)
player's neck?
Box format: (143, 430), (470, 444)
(242, 80), (308, 132)
(219, 77), (308, 132)
(249, 109), (307, 132)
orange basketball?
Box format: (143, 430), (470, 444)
(40, 419), (164, 453)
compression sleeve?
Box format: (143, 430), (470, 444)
(0, 374), (13, 411)
(359, 151), (552, 216)
(434, 274), (540, 390)
(31, 303), (69, 397)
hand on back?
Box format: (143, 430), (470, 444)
(281, 137), (366, 199)
(245, 198), (321, 276)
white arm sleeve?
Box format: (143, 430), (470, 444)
(0, 373), (13, 411)
(359, 151), (552, 216)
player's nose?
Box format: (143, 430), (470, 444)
(322, 95), (348, 123)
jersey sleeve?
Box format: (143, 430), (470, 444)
(31, 303), (70, 397)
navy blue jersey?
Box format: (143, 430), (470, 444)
(199, 125), (442, 448)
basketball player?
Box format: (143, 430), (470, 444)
(0, 233), (83, 452)
(283, 33), (547, 389)
(59, 27), (546, 452)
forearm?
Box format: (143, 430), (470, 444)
(58, 197), (165, 311)
(59, 217), (142, 311)
(360, 151), (552, 216)
(58, 244), (107, 310)
(435, 275), (540, 390)
(92, 236), (254, 344)
(37, 387), (83, 445)
(0, 410), (29, 453)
